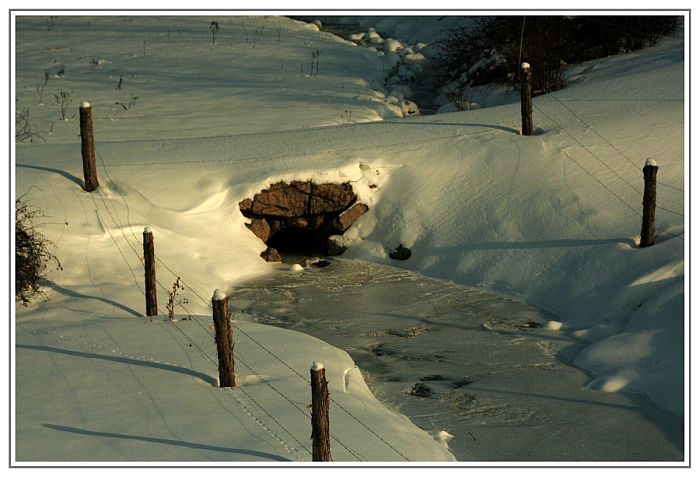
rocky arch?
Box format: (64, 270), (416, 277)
(239, 180), (369, 262)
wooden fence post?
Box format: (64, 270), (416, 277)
(310, 361), (331, 462)
(640, 159), (658, 248)
(143, 227), (158, 317)
(212, 290), (236, 387)
(79, 102), (99, 192)
(520, 63), (533, 136)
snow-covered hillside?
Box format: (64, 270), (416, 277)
(11, 13), (687, 464)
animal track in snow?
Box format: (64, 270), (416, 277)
(226, 390), (307, 461)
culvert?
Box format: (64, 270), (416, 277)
(267, 227), (328, 257)
(239, 180), (369, 262)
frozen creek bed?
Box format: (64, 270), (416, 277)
(232, 258), (683, 462)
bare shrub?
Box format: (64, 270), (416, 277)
(54, 89), (74, 121)
(166, 277), (188, 321)
(16, 108), (45, 143)
(37, 70), (50, 104)
(15, 195), (62, 306)
(434, 16), (682, 95)
(435, 17), (571, 95)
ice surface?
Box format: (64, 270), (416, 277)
(233, 258), (684, 462)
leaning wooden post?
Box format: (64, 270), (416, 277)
(310, 361), (331, 462)
(640, 159), (658, 248)
(79, 102), (100, 192)
(520, 62), (533, 136)
(212, 290), (236, 387)
(143, 227), (158, 317)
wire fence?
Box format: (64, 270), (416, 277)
(88, 149), (406, 462)
(533, 96), (684, 241)
(41, 85), (684, 462)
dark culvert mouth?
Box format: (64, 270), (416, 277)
(239, 180), (370, 263)
(267, 227), (328, 261)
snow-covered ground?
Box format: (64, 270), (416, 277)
(9, 12), (689, 466)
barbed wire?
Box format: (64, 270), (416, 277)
(560, 143), (683, 242)
(534, 102), (684, 224)
(74, 90), (684, 461)
(230, 319), (408, 460)
(535, 103), (645, 194)
(232, 350), (367, 461)
(96, 151), (145, 246)
(86, 193), (144, 294)
(546, 93), (684, 193)
(90, 162), (305, 453)
(87, 156), (374, 461)
(226, 314), (409, 459)
(561, 150), (641, 218)
(180, 312), (366, 460)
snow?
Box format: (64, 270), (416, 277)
(646, 158), (658, 167)
(311, 361), (324, 371)
(8, 11), (691, 467)
(212, 289), (227, 302)
(544, 320), (564, 331)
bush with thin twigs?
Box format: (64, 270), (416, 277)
(15, 195), (62, 306)
(37, 70), (50, 104)
(115, 94), (139, 111)
(16, 108), (45, 143)
(54, 89), (74, 121)
(442, 82), (476, 111)
(434, 16), (682, 98)
(166, 277), (189, 321)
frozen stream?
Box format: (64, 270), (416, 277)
(231, 257), (683, 462)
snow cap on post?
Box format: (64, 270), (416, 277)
(143, 227), (152, 234)
(311, 361), (324, 371)
(212, 289), (227, 302)
(646, 158), (658, 167)
(80, 101), (91, 109)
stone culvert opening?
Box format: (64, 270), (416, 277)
(239, 180), (369, 262)
(268, 228), (328, 256)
